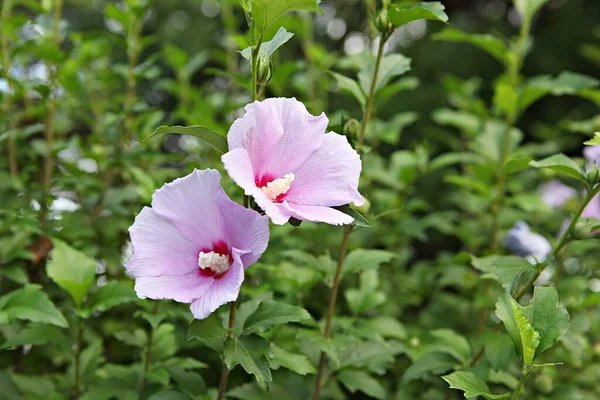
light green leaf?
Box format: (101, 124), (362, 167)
(87, 281), (137, 314)
(338, 369), (386, 399)
(187, 312), (228, 340)
(146, 125), (228, 153)
(358, 53), (411, 95)
(224, 334), (273, 392)
(345, 270), (387, 315)
(520, 287), (570, 358)
(46, 239), (96, 308)
(495, 293), (540, 366)
(269, 343), (315, 375)
(10, 373), (56, 397)
(504, 156), (532, 174)
(0, 284), (68, 328)
(493, 82), (519, 119)
(151, 324), (178, 362)
(250, 0), (321, 33)
(243, 300), (311, 334)
(166, 366), (207, 396)
(329, 71), (366, 107)
(530, 154), (585, 182)
(433, 28), (507, 62)
(514, 0), (550, 23)
(240, 27), (294, 61)
(389, 2), (449, 27)
(521, 71), (599, 111)
(343, 249), (396, 276)
(443, 371), (510, 399)
(584, 132), (600, 146)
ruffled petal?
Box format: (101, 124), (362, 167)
(217, 191), (270, 268)
(189, 248), (246, 320)
(134, 271), (214, 303)
(286, 132), (364, 207)
(150, 169), (224, 247)
(228, 100), (285, 176)
(126, 207), (199, 277)
(260, 98), (328, 177)
(281, 202), (354, 225)
(222, 148), (291, 225)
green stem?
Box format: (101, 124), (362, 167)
(1, 0), (18, 177)
(139, 302), (159, 394)
(216, 300), (237, 400)
(250, 36), (262, 102)
(311, 225), (352, 400)
(73, 317), (84, 398)
(514, 186), (599, 300)
(40, 0), (64, 224)
(357, 35), (386, 150)
(511, 374), (526, 400)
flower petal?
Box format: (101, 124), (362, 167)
(281, 202), (354, 225)
(583, 193), (600, 219)
(222, 148), (291, 225)
(126, 207), (199, 277)
(217, 191), (270, 268)
(228, 100), (285, 176)
(584, 145), (600, 164)
(150, 169), (224, 247)
(134, 271), (214, 303)
(260, 98), (328, 177)
(286, 132), (364, 207)
(189, 248), (246, 320)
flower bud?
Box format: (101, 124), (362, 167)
(572, 218), (595, 240)
(256, 57), (272, 85)
(586, 163), (600, 186)
(343, 118), (361, 141)
(375, 9), (390, 34)
(352, 197), (371, 215)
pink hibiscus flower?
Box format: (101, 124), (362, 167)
(125, 169), (269, 319)
(222, 97), (364, 225)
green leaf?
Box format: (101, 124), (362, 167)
(495, 293), (540, 365)
(87, 281), (137, 314)
(46, 239), (96, 308)
(504, 156), (532, 174)
(491, 256), (532, 292)
(333, 204), (371, 228)
(443, 371), (509, 399)
(388, 2), (449, 27)
(269, 343), (315, 375)
(224, 334), (273, 392)
(493, 82), (519, 119)
(429, 329), (471, 364)
(520, 287), (570, 358)
(166, 367), (207, 396)
(345, 270), (386, 315)
(343, 249), (395, 276)
(243, 300), (311, 334)
(433, 28), (507, 62)
(0, 284), (68, 328)
(329, 72), (366, 107)
(146, 125), (228, 153)
(1, 323), (65, 349)
(338, 369), (386, 399)
(10, 373), (56, 397)
(514, 0), (550, 23)
(402, 352), (456, 382)
(148, 391), (191, 400)
(521, 71), (599, 110)
(584, 132), (600, 146)
(187, 312), (228, 340)
(151, 324), (178, 362)
(358, 54), (411, 95)
(484, 333), (516, 371)
(240, 27), (294, 61)
(530, 154), (585, 182)
(250, 0), (321, 33)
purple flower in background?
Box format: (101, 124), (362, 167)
(539, 179), (576, 209)
(222, 97), (364, 225)
(125, 169), (269, 319)
(504, 221), (551, 263)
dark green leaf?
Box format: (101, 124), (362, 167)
(389, 2), (449, 27)
(187, 312), (228, 340)
(224, 334), (273, 392)
(243, 300), (311, 334)
(0, 285), (68, 328)
(338, 369), (386, 399)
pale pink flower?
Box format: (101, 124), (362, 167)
(125, 169), (269, 319)
(539, 179), (576, 209)
(222, 98), (364, 225)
